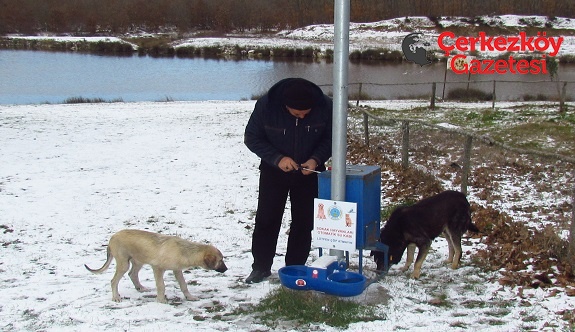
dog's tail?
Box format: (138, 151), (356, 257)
(84, 246), (113, 274)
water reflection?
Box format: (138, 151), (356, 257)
(0, 50), (573, 105)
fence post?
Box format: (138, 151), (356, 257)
(401, 121), (409, 169)
(356, 83), (363, 107)
(569, 185), (575, 274)
(560, 82), (567, 113)
(430, 82), (436, 109)
(442, 61), (448, 100)
(491, 80), (496, 109)
(461, 135), (473, 195)
(363, 112), (369, 147)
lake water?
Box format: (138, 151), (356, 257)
(1, 50), (573, 105)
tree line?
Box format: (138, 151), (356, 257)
(1, 0), (573, 35)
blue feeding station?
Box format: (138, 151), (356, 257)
(318, 165), (389, 274)
(278, 165), (389, 297)
(278, 256), (366, 297)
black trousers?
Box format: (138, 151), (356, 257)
(251, 163), (318, 271)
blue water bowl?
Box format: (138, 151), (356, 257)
(278, 265), (366, 297)
(326, 271), (366, 297)
(278, 265), (313, 291)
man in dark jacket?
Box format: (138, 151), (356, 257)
(244, 78), (333, 283)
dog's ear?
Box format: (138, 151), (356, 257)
(204, 254), (218, 270)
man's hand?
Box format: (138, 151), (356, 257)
(278, 157), (300, 172)
(300, 159), (318, 175)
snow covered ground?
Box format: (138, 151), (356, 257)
(2, 13), (574, 331)
(1, 101), (573, 331)
(175, 15), (575, 58)
(7, 15), (575, 58)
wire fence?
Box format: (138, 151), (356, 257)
(356, 106), (575, 266)
(320, 80), (574, 112)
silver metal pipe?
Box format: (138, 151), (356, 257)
(330, 0), (350, 259)
(301, 168), (321, 174)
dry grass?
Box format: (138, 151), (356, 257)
(346, 104), (575, 300)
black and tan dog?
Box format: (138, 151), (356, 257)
(372, 191), (479, 279)
(85, 229), (227, 303)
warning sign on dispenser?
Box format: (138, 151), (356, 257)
(313, 199), (357, 251)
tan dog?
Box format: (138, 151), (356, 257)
(316, 203), (326, 219)
(85, 229), (227, 303)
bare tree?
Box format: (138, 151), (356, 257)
(0, 0), (573, 35)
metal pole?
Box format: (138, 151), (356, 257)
(430, 82), (436, 109)
(363, 112), (369, 147)
(461, 136), (473, 195)
(401, 121), (409, 169)
(569, 185), (575, 274)
(560, 82), (567, 113)
(330, 0), (350, 259)
(442, 60), (448, 100)
(492, 80), (496, 109)
(356, 83), (362, 107)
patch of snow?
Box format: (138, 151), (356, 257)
(1, 101), (572, 331)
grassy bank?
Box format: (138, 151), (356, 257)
(3, 35), (575, 63)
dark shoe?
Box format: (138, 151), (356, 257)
(245, 269), (271, 284)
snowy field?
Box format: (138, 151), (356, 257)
(1, 101), (573, 331)
(175, 15), (575, 58)
(8, 15), (575, 58)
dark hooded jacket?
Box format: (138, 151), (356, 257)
(244, 78), (333, 171)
